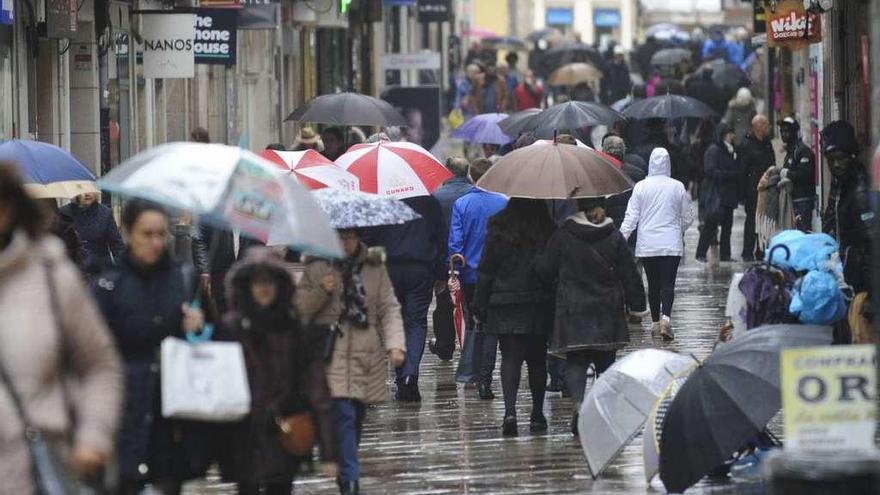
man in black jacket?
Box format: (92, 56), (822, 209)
(820, 120), (873, 293)
(738, 115), (775, 261)
(778, 117), (816, 231)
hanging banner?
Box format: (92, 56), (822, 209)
(781, 345), (877, 453)
(142, 13), (195, 78)
(766, 0), (822, 49)
(194, 9), (237, 65)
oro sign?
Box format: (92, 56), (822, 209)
(767, 0), (822, 49)
(781, 345), (877, 453)
(194, 9), (237, 66)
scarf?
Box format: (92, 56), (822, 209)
(756, 167), (794, 250)
(338, 254), (369, 329)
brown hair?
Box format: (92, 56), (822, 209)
(190, 127), (210, 143)
(469, 158), (494, 182)
(0, 163), (48, 239)
(577, 197), (607, 224)
(555, 134), (577, 146)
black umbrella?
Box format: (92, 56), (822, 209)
(650, 48), (692, 67)
(622, 94), (717, 121)
(538, 43), (603, 78)
(285, 92), (407, 127)
(710, 62), (751, 93)
(659, 324), (833, 493)
(498, 108), (542, 137)
(528, 101), (625, 138)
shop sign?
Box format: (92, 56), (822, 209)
(593, 9), (620, 28)
(0, 0), (13, 25)
(380, 52), (441, 71)
(141, 13), (195, 79)
(194, 9), (237, 65)
(417, 0), (451, 23)
(781, 345), (877, 453)
(767, 0), (822, 49)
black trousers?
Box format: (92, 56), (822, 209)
(499, 334), (547, 416)
(696, 207), (734, 260)
(742, 193), (759, 259)
(642, 256), (681, 322)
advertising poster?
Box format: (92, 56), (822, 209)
(781, 345), (877, 453)
(194, 9), (237, 65)
(142, 13), (195, 79)
(381, 85), (441, 152)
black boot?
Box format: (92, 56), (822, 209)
(502, 415), (518, 437)
(410, 376), (422, 402)
(338, 479), (359, 495)
(571, 411), (579, 437)
(530, 412), (548, 433)
(478, 383), (495, 400)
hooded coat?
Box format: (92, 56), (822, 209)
(535, 214), (646, 355)
(620, 148), (695, 258)
(723, 88), (757, 146)
(59, 201), (125, 268)
(701, 123), (744, 215)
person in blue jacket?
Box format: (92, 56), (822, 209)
(447, 157), (508, 399)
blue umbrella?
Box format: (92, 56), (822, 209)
(0, 139), (98, 198)
(449, 113), (512, 145)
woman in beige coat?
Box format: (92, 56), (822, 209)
(297, 229), (405, 495)
(0, 163), (123, 493)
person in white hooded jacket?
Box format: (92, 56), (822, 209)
(620, 148), (695, 340)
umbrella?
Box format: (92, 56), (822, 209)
(0, 139), (100, 198)
(476, 141), (632, 199)
(448, 254), (467, 347)
(622, 94), (717, 120)
(482, 36), (526, 51)
(708, 62), (750, 93)
(532, 138), (591, 149)
(538, 43), (602, 78)
(498, 108), (542, 137)
(259, 149), (360, 191)
(548, 63), (604, 86)
(528, 101), (625, 137)
(311, 188), (420, 229)
(650, 48), (692, 67)
(284, 92), (407, 127)
(526, 28), (562, 43)
(578, 349), (696, 478)
(449, 113), (512, 145)
(643, 371), (692, 482)
(98, 142), (342, 258)
(334, 141), (452, 199)
(646, 23), (687, 41)
(659, 324), (834, 493)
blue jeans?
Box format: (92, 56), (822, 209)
(387, 263), (434, 380)
(793, 198), (814, 232)
(334, 399), (366, 483)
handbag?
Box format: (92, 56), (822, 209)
(276, 412), (317, 457)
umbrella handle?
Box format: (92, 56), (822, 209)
(449, 254), (466, 272)
(185, 299), (215, 344)
(765, 244), (791, 268)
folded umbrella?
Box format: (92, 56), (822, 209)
(260, 149), (360, 191)
(659, 324), (834, 493)
(622, 94), (717, 121)
(650, 48), (692, 67)
(285, 92), (407, 127)
(98, 142), (342, 258)
(311, 188), (420, 229)
(334, 141), (452, 199)
(449, 113), (512, 145)
(448, 254), (467, 348)
(498, 108), (542, 137)
(0, 139), (100, 198)
(578, 349), (696, 478)
(548, 62), (604, 86)
(476, 141), (632, 199)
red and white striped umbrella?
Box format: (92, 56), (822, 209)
(259, 149), (360, 191)
(334, 141), (452, 199)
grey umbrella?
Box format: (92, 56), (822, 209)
(498, 108), (542, 137)
(285, 92), (407, 127)
(311, 188), (420, 229)
(650, 48), (692, 67)
(623, 94), (717, 121)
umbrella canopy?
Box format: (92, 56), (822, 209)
(622, 94), (717, 120)
(532, 138), (591, 149)
(482, 36), (526, 51)
(709, 62), (751, 93)
(659, 324), (834, 493)
(650, 48), (692, 67)
(538, 43), (602, 78)
(0, 139), (99, 198)
(548, 62), (604, 86)
(285, 92), (407, 127)
(311, 188), (420, 229)
(99, 142), (342, 258)
(476, 142), (632, 199)
(646, 23), (687, 41)
(259, 149), (360, 191)
(334, 141), (452, 199)
(449, 113), (512, 145)
(498, 108), (542, 137)
(643, 372), (692, 482)
(578, 349), (696, 478)
(528, 101), (625, 137)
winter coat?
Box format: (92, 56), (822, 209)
(473, 230), (554, 336)
(296, 245), (406, 405)
(723, 89), (757, 146)
(701, 124), (744, 212)
(170, 224), (208, 275)
(602, 60), (632, 104)
(822, 166), (874, 293)
(620, 148), (695, 257)
(433, 176), (474, 227)
(606, 158), (647, 231)
(60, 202), (125, 269)
(472, 76), (509, 114)
(536, 215), (646, 355)
(782, 139), (816, 201)
(0, 232), (123, 494)
(448, 187), (509, 284)
(216, 249), (337, 484)
(92, 251), (213, 482)
(738, 133), (776, 201)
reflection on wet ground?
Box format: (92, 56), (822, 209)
(189, 209), (767, 494)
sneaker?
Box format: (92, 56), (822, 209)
(660, 317), (675, 341)
(730, 447), (774, 482)
(651, 321), (662, 337)
(529, 412), (548, 433)
(502, 415), (518, 437)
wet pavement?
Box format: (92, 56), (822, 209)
(188, 208), (767, 494)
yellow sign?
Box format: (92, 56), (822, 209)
(781, 345), (877, 452)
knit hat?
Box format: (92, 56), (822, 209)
(820, 120), (859, 156)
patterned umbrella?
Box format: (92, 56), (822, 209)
(334, 141), (452, 199)
(0, 139), (99, 198)
(449, 113), (512, 145)
(260, 149), (360, 191)
(447, 254), (468, 347)
(311, 188), (421, 229)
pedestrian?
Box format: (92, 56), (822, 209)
(620, 148), (695, 340)
(474, 199), (555, 436)
(820, 120), (873, 293)
(778, 117), (816, 231)
(536, 197), (646, 435)
(60, 192), (125, 269)
(688, 118), (716, 200)
(0, 163), (123, 494)
(723, 87), (757, 146)
(601, 45), (632, 104)
(430, 157), (474, 360)
(696, 123), (743, 262)
(42, 200), (86, 267)
(217, 247), (338, 495)
(738, 115), (775, 261)
(471, 60), (508, 114)
(448, 157), (508, 398)
(504, 52), (522, 94)
(296, 230), (406, 495)
(512, 70), (544, 111)
(321, 127), (347, 161)
(602, 134), (646, 231)
(456, 63), (483, 118)
(91, 200), (211, 494)
(292, 127), (324, 152)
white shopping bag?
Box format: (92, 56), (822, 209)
(160, 337), (251, 422)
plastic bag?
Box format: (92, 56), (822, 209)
(789, 271), (847, 325)
(765, 230), (840, 273)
